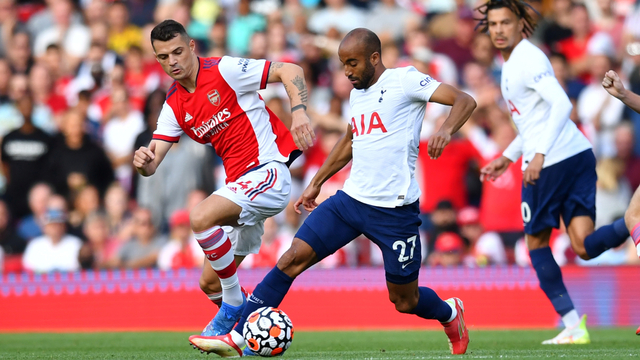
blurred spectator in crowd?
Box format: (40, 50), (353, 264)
(366, 0), (420, 45)
(227, 0), (266, 56)
(577, 54), (624, 158)
(0, 199), (25, 257)
(462, 108), (523, 253)
(458, 206), (507, 266)
(1, 93), (51, 219)
(78, 211), (119, 270)
(0, 57), (10, 103)
(417, 115), (480, 215)
(132, 88), (165, 197)
(470, 33), (502, 83)
(157, 209), (202, 270)
(241, 217), (290, 269)
(533, 0), (573, 52)
(29, 63), (68, 130)
(302, 127), (350, 204)
(248, 31), (268, 60)
(427, 232), (465, 267)
(102, 86), (144, 191)
(104, 182), (133, 242)
(136, 133), (215, 227)
(614, 122), (640, 190)
(123, 45), (160, 111)
(8, 30), (33, 75)
(27, 0), (83, 40)
(68, 185), (100, 238)
(594, 158), (632, 229)
(33, 0), (91, 71)
(113, 207), (166, 269)
(16, 183), (52, 240)
(22, 208), (82, 273)
(0, 0), (18, 58)
(590, 0), (625, 52)
(432, 9), (475, 73)
(266, 21), (299, 63)
(107, 1), (142, 56)
(47, 110), (114, 198)
(425, 200), (462, 253)
(307, 0), (365, 36)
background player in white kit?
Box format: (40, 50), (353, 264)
(478, 0), (640, 344)
(189, 28), (477, 356)
(133, 20), (315, 338)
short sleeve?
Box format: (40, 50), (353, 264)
(218, 56), (271, 94)
(152, 102), (183, 143)
(400, 66), (442, 102)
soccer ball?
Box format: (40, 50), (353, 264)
(243, 307), (294, 356)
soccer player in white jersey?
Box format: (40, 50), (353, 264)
(478, 0), (640, 344)
(133, 20), (315, 338)
(601, 69), (640, 336)
(189, 28), (477, 356)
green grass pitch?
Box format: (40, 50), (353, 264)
(0, 329), (638, 359)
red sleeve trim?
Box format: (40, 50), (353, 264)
(152, 134), (180, 143)
(260, 61), (271, 89)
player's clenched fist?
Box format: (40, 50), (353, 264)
(602, 70), (626, 100)
(133, 141), (157, 176)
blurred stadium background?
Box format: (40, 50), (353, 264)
(0, 0), (639, 332)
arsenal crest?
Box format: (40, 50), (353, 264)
(207, 90), (220, 106)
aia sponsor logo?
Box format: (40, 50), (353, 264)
(207, 89), (220, 106)
(350, 112), (388, 137)
(229, 187), (237, 193)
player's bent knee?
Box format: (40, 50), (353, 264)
(199, 274), (221, 294)
(276, 239), (316, 278)
(190, 209), (211, 233)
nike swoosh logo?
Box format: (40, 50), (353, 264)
(402, 261), (414, 269)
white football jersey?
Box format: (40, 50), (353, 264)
(500, 39), (591, 170)
(342, 67), (440, 208)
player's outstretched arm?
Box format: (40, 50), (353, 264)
(294, 127), (353, 214)
(268, 62), (316, 150)
(603, 70), (640, 114)
(133, 140), (173, 177)
(427, 84), (477, 159)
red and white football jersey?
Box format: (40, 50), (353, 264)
(153, 56), (297, 183)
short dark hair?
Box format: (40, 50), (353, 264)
(150, 20), (189, 48)
(343, 28), (382, 58)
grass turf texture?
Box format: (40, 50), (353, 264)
(0, 329), (637, 359)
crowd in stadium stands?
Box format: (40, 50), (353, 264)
(1, 0), (640, 273)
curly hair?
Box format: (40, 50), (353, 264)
(475, 0), (539, 37)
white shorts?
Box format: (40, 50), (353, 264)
(215, 161), (291, 256)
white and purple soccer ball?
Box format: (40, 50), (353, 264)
(243, 307), (294, 357)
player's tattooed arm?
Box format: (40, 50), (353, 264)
(267, 61), (315, 150)
(267, 62), (309, 113)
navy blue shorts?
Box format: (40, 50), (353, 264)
(295, 191), (422, 284)
(521, 150), (596, 235)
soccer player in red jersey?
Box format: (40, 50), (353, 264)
(133, 20), (315, 337)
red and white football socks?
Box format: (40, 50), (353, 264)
(195, 226), (243, 306)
